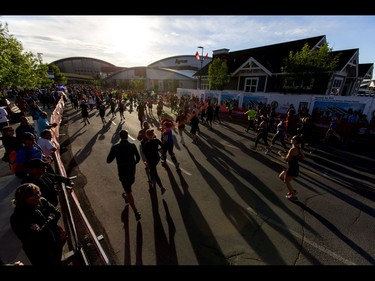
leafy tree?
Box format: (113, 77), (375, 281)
(281, 43), (340, 91)
(48, 64), (67, 86)
(129, 79), (145, 92)
(0, 21), (53, 90)
(208, 57), (230, 90)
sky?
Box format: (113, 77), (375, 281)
(1, 16), (375, 79)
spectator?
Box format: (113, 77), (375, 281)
(1, 126), (22, 173)
(10, 183), (65, 265)
(37, 111), (57, 136)
(37, 129), (57, 159)
(28, 100), (43, 136)
(15, 116), (37, 142)
(15, 94), (29, 116)
(22, 158), (74, 207)
(0, 105), (9, 131)
(15, 132), (44, 178)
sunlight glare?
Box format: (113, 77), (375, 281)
(102, 16), (159, 64)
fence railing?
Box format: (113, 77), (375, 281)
(51, 98), (111, 265)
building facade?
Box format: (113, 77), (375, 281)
(52, 35), (373, 96)
(52, 55), (211, 92)
(195, 35), (373, 97)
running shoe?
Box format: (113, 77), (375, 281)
(134, 211), (141, 221)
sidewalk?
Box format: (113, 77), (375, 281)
(0, 104), (55, 265)
(0, 124), (30, 265)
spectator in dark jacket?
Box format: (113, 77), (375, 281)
(10, 183), (64, 265)
(15, 116), (37, 142)
(22, 158), (74, 207)
(1, 126), (22, 172)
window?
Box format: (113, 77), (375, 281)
(244, 78), (258, 92)
(331, 77), (343, 95)
(201, 77), (209, 90)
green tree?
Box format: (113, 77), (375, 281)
(48, 64), (67, 86)
(0, 21), (52, 90)
(129, 79), (145, 92)
(208, 57), (230, 90)
(281, 43), (340, 91)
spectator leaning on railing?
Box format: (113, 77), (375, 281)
(0, 105), (9, 131)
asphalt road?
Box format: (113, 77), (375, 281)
(58, 101), (375, 265)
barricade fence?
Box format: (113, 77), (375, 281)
(51, 97), (111, 265)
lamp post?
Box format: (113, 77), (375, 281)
(197, 46), (204, 89)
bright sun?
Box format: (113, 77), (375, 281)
(103, 16), (159, 61)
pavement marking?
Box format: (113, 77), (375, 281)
(178, 166), (191, 176)
(165, 159), (192, 176)
(246, 206), (357, 265)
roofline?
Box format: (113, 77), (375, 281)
(50, 56), (117, 67)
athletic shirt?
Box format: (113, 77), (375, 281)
(287, 148), (302, 177)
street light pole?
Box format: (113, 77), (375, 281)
(197, 46), (204, 89)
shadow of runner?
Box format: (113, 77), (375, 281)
(135, 222), (143, 265)
(121, 205), (131, 265)
(121, 202), (144, 265)
(148, 183), (178, 265)
(162, 199), (177, 261)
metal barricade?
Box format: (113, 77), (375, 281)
(51, 97), (111, 265)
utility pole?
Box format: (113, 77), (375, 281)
(197, 46), (204, 89)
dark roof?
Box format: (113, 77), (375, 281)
(196, 35), (326, 76)
(358, 63), (374, 78)
(330, 48), (358, 72)
(51, 56), (116, 67)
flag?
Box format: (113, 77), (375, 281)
(195, 51), (199, 60)
(205, 53), (209, 58)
